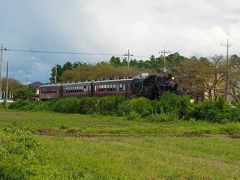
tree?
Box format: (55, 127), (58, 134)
(61, 64), (144, 82)
(49, 64), (62, 83)
(62, 61), (73, 71)
(13, 85), (36, 100)
(228, 55), (240, 102)
(1, 78), (21, 99)
(110, 56), (121, 66)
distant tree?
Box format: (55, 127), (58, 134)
(166, 52), (186, 74)
(1, 78), (21, 99)
(49, 64), (62, 83)
(13, 85), (36, 100)
(121, 58), (128, 66)
(61, 64), (146, 82)
(73, 61), (83, 68)
(110, 56), (121, 66)
(62, 61), (73, 71)
(228, 55), (240, 102)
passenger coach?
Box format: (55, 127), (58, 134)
(39, 78), (133, 100)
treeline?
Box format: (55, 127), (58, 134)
(0, 78), (35, 100)
(50, 53), (240, 102)
(9, 93), (240, 123)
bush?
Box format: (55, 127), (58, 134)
(9, 100), (32, 110)
(225, 106), (240, 122)
(53, 98), (80, 113)
(147, 113), (178, 123)
(78, 97), (99, 114)
(98, 96), (124, 115)
(117, 97), (153, 117)
(154, 92), (191, 118)
(0, 129), (51, 179)
(186, 96), (229, 123)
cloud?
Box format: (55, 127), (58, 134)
(0, 0), (240, 82)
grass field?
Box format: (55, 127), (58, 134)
(0, 110), (240, 179)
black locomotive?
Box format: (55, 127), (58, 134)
(39, 73), (178, 100)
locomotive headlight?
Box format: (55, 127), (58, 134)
(171, 77), (175, 80)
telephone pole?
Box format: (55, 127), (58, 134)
(55, 65), (57, 83)
(221, 40), (231, 101)
(159, 47), (171, 74)
(124, 49), (133, 69)
(0, 44), (6, 100)
(5, 61), (8, 107)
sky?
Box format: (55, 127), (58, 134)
(0, 0), (240, 83)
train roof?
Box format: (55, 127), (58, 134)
(39, 78), (133, 88)
(94, 78), (133, 83)
(40, 84), (62, 88)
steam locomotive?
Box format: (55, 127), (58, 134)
(39, 73), (178, 100)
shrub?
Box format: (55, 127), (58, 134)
(78, 97), (99, 114)
(98, 96), (124, 115)
(186, 96), (229, 123)
(0, 129), (51, 179)
(117, 97), (153, 117)
(154, 92), (191, 118)
(225, 106), (240, 122)
(53, 98), (80, 113)
(9, 100), (32, 110)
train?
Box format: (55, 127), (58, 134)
(39, 73), (179, 100)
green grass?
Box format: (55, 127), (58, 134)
(0, 110), (240, 179)
(1, 110), (240, 136)
(35, 135), (240, 179)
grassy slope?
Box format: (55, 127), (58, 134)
(0, 110), (240, 179)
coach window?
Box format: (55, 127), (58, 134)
(123, 84), (126, 91)
(119, 84), (123, 91)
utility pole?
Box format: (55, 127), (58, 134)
(221, 40), (231, 101)
(55, 65), (57, 83)
(124, 49), (133, 69)
(159, 47), (170, 74)
(5, 61), (8, 107)
(0, 45), (4, 100)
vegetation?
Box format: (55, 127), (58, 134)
(49, 53), (240, 103)
(1, 78), (36, 100)
(0, 111), (239, 179)
(8, 93), (240, 123)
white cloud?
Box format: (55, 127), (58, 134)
(0, 0), (240, 82)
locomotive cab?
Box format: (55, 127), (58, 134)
(132, 75), (158, 99)
(132, 73), (178, 99)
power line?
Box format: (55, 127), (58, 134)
(5, 48), (153, 59)
(5, 48), (123, 57)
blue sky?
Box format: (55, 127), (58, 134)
(0, 0), (240, 83)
